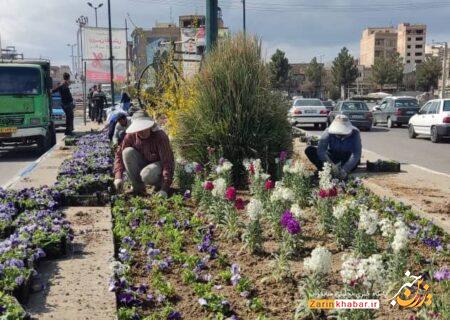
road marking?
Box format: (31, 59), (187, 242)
(409, 164), (450, 179)
(2, 144), (58, 189)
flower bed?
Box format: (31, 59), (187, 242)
(110, 153), (449, 320)
(55, 132), (114, 206)
(0, 132), (113, 318)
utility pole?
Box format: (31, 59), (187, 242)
(242, 0), (246, 34)
(67, 44), (77, 73)
(442, 42), (448, 99)
(107, 0), (115, 105)
(206, 0), (218, 52)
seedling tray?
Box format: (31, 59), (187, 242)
(62, 192), (111, 207)
(366, 160), (401, 172)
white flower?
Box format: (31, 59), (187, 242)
(378, 218), (394, 238)
(340, 254), (385, 288)
(358, 207), (379, 235)
(216, 160), (233, 175)
(247, 198), (263, 220)
(392, 219), (409, 253)
(304, 246), (332, 275)
(284, 161), (312, 176)
(319, 163), (334, 190)
(270, 185), (295, 202)
(291, 203), (302, 219)
(333, 203), (346, 219)
(185, 162), (195, 174)
(212, 178), (227, 197)
(261, 173), (270, 181)
(358, 254), (385, 288)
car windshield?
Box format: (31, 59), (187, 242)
(395, 99), (418, 108)
(0, 67), (42, 95)
(322, 101), (333, 107)
(341, 102), (368, 111)
(294, 99), (323, 106)
(444, 100), (450, 111)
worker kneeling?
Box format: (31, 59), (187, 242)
(305, 115), (361, 180)
(113, 111), (174, 197)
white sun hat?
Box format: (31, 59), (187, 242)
(125, 110), (156, 134)
(328, 114), (354, 136)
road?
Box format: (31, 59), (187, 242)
(0, 118), (83, 187)
(298, 124), (450, 175)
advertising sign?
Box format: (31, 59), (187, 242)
(83, 27), (127, 83)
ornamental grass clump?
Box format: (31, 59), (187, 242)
(173, 34), (292, 186)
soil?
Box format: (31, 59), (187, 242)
(119, 196), (447, 320)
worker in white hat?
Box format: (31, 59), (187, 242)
(305, 114), (361, 179)
(113, 111), (174, 196)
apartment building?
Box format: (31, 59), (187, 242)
(360, 28), (398, 67)
(397, 23), (426, 66)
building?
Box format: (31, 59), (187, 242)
(397, 23), (426, 67)
(131, 23), (180, 81)
(360, 28), (398, 67)
(0, 46), (24, 60)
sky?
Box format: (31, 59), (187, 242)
(1, 0), (450, 68)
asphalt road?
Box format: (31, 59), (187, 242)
(0, 118), (83, 187)
(298, 124), (450, 175)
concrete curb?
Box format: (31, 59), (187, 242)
(2, 143), (59, 189)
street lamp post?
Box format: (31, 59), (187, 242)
(433, 41), (448, 98)
(87, 2), (103, 27)
(67, 43), (77, 74)
(76, 16), (88, 76)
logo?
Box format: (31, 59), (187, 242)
(389, 271), (432, 309)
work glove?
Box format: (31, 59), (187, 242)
(114, 179), (124, 193)
(330, 163), (341, 177)
(338, 168), (348, 180)
(157, 190), (168, 198)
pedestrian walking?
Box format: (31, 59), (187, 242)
(88, 85), (97, 121)
(92, 84), (108, 124)
(52, 72), (74, 135)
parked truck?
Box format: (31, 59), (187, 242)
(0, 60), (56, 153)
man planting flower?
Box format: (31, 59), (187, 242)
(114, 111), (175, 197)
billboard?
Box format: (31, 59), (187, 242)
(181, 27), (205, 79)
(82, 27), (127, 83)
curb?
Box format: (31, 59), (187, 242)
(2, 142), (60, 189)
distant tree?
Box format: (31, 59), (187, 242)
(269, 49), (291, 90)
(390, 53), (404, 89)
(371, 53), (404, 91)
(305, 57), (324, 98)
(416, 56), (442, 92)
(331, 47), (359, 98)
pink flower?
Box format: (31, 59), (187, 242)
(235, 198), (245, 210)
(328, 187), (338, 197)
(279, 151), (287, 162)
(249, 163), (255, 175)
(204, 181), (214, 191)
(265, 180), (275, 190)
(225, 187), (236, 202)
(318, 189), (329, 198)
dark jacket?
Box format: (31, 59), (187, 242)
(52, 82), (73, 105)
(317, 128), (362, 172)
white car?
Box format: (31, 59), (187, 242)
(408, 99), (450, 143)
(289, 98), (328, 129)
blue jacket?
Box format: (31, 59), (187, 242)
(317, 128), (362, 172)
